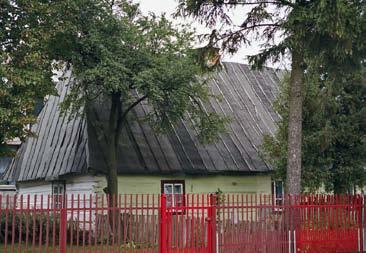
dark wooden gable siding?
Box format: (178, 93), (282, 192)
(4, 72), (88, 182)
(5, 62), (282, 182)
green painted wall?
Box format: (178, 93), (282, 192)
(109, 174), (272, 195)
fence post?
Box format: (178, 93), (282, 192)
(358, 195), (363, 252)
(59, 207), (67, 253)
(208, 194), (217, 253)
(160, 194), (167, 253)
(363, 195), (365, 253)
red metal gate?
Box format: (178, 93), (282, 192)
(215, 194), (289, 253)
(160, 194), (216, 253)
(295, 195), (363, 253)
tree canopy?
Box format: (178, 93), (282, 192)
(0, 1), (58, 155)
(1, 0), (228, 195)
(263, 66), (366, 193)
(176, 0), (366, 193)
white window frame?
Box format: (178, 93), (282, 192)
(273, 180), (284, 211)
(161, 180), (185, 213)
(52, 181), (65, 209)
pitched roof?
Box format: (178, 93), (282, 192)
(4, 71), (88, 182)
(4, 62), (282, 182)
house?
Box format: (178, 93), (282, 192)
(3, 62), (283, 205)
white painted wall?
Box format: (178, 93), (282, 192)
(15, 175), (105, 230)
(65, 175), (101, 197)
(17, 181), (52, 196)
(15, 175), (100, 208)
(16, 181), (52, 208)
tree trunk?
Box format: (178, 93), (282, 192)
(86, 91), (123, 239)
(285, 49), (305, 195)
(104, 92), (122, 240)
(106, 92), (121, 198)
(106, 140), (118, 198)
(333, 172), (349, 194)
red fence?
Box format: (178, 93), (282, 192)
(0, 194), (364, 253)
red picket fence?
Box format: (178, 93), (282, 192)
(0, 194), (364, 253)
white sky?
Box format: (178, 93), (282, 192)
(134, 0), (263, 65)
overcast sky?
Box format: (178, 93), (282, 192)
(133, 0), (263, 65)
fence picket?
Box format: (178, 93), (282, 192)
(0, 193), (363, 253)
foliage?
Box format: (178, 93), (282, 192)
(263, 67), (366, 193)
(176, 0), (366, 193)
(0, 212), (61, 243)
(1, 0), (229, 193)
(0, 211), (99, 244)
(53, 0), (228, 143)
(32, 0), (229, 195)
(0, 1), (59, 155)
(176, 0), (366, 66)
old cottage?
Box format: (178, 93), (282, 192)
(4, 62), (283, 204)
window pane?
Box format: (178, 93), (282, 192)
(173, 184), (183, 194)
(52, 182), (64, 209)
(274, 181), (284, 207)
(0, 157), (12, 175)
(161, 181), (185, 210)
(166, 195), (173, 207)
(164, 184), (173, 194)
(175, 194), (183, 207)
(275, 181), (283, 198)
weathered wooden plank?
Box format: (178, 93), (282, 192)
(27, 77), (66, 180)
(224, 64), (264, 139)
(20, 116), (43, 179)
(20, 86), (53, 180)
(203, 79), (243, 172)
(70, 126), (88, 173)
(127, 110), (159, 172)
(211, 71), (259, 170)
(131, 102), (170, 173)
(8, 62), (281, 182)
(65, 119), (86, 172)
(213, 67), (260, 170)
(244, 66), (278, 131)
(179, 114), (218, 173)
(166, 124), (197, 173)
(44, 75), (73, 179)
(234, 64), (271, 135)
(29, 75), (66, 179)
(54, 113), (82, 177)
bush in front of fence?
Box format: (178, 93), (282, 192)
(0, 212), (61, 244)
(0, 212), (94, 245)
(0, 212), (153, 247)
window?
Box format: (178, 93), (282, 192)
(272, 180), (284, 210)
(52, 181), (65, 208)
(0, 157), (12, 176)
(161, 180), (185, 210)
(0, 144), (19, 180)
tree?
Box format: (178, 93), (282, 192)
(263, 66), (366, 193)
(0, 1), (57, 155)
(43, 0), (229, 197)
(176, 0), (366, 194)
